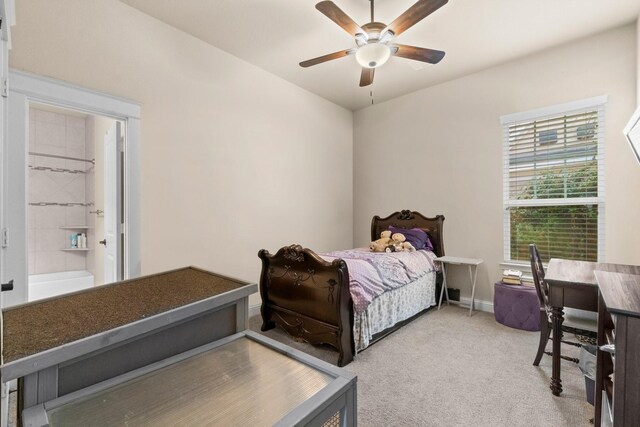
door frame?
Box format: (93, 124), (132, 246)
(1, 1), (16, 426)
(8, 70), (141, 290)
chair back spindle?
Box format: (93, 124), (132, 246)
(529, 244), (549, 311)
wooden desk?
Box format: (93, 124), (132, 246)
(544, 260), (640, 396)
(594, 271), (640, 426)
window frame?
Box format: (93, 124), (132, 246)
(500, 96), (607, 265)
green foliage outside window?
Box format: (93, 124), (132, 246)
(510, 162), (598, 262)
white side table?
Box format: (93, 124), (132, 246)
(435, 256), (484, 316)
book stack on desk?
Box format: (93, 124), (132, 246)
(502, 269), (523, 285)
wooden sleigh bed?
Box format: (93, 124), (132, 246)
(258, 210), (445, 367)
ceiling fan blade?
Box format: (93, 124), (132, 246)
(359, 67), (375, 87)
(316, 1), (364, 37)
(300, 49), (356, 68)
(392, 44), (445, 64)
(386, 0), (448, 37)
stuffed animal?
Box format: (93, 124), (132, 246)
(370, 230), (416, 252)
(400, 242), (416, 252)
(369, 230), (392, 252)
(391, 233), (416, 252)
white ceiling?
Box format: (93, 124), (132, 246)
(119, 0), (640, 111)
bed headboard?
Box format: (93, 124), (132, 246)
(371, 210), (445, 258)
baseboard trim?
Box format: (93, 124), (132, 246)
(249, 304), (261, 319)
(443, 296), (494, 314)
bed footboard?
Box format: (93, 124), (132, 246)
(258, 245), (354, 366)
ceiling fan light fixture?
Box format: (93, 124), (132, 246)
(355, 33), (368, 46)
(356, 42), (391, 69)
(379, 29), (395, 43)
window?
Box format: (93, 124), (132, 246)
(501, 97), (606, 264)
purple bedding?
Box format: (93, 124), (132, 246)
(321, 248), (439, 314)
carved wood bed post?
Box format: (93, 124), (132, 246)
(258, 248), (277, 332)
(258, 245), (355, 366)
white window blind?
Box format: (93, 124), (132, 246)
(501, 97), (606, 263)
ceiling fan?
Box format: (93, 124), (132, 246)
(300, 0), (448, 87)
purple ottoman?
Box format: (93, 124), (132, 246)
(494, 282), (540, 331)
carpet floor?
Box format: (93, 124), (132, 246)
(250, 305), (593, 427)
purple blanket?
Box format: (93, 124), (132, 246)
(321, 248), (439, 314)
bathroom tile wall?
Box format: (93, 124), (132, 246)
(28, 107), (92, 275)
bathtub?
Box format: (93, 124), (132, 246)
(28, 270), (95, 302)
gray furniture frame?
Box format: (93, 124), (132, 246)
(21, 331), (357, 427)
(1, 267), (257, 422)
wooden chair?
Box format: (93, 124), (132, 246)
(529, 244), (597, 366)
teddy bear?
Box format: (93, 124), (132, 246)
(370, 230), (416, 252)
(391, 233), (416, 252)
(369, 230), (392, 252)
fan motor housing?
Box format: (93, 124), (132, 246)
(360, 22), (387, 41)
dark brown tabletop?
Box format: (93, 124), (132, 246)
(595, 270), (640, 318)
(546, 259), (640, 288)
(2, 267), (250, 363)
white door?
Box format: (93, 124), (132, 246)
(0, 1), (6, 317)
(1, 82), (27, 309)
(0, 13), (7, 427)
(103, 122), (122, 284)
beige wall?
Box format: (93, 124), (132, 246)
(354, 25), (640, 303)
(637, 15), (640, 104)
(10, 0), (353, 307)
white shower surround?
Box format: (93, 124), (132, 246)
(28, 106), (90, 276)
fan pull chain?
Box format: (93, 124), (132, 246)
(370, 90), (374, 105)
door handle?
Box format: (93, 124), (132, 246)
(99, 239), (107, 247)
(1, 279), (14, 292)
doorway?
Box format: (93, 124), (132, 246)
(27, 103), (121, 301)
(1, 70), (141, 308)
